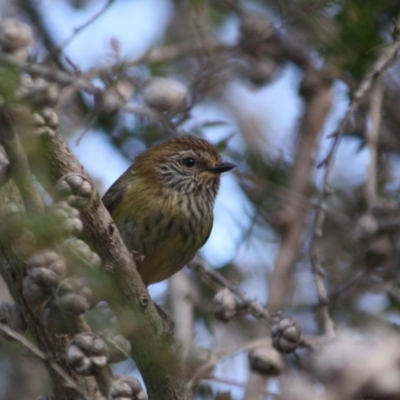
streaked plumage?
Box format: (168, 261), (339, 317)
(103, 135), (235, 285)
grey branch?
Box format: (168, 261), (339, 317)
(0, 323), (91, 400)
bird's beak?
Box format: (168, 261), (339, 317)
(209, 162), (236, 174)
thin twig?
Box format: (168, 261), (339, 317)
(0, 51), (98, 93)
(317, 39), (400, 170)
(310, 36), (400, 337)
(329, 270), (365, 303)
(245, 372), (275, 400)
(47, 0), (116, 60)
(126, 41), (228, 67)
(189, 257), (273, 324)
(309, 196), (335, 337)
(0, 323), (90, 400)
(365, 80), (383, 207)
(17, 0), (64, 70)
(204, 375), (278, 397)
(267, 74), (333, 310)
(186, 338), (271, 390)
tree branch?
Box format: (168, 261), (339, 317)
(0, 323), (91, 400)
(0, 110), (44, 213)
(27, 127), (189, 399)
(268, 71), (333, 310)
(309, 29), (400, 339)
(189, 257), (273, 324)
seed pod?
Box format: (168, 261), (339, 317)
(57, 292), (91, 315)
(248, 346), (284, 376)
(33, 126), (56, 138)
(110, 375), (147, 400)
(32, 112), (46, 127)
(114, 80), (134, 103)
(27, 250), (67, 288)
(32, 108), (59, 129)
(41, 108), (59, 129)
(142, 77), (188, 113)
(22, 275), (51, 305)
(29, 268), (60, 288)
(48, 201), (83, 237)
(356, 214), (379, 239)
(56, 174), (93, 208)
(238, 11), (274, 52)
(0, 18), (32, 52)
(17, 77), (59, 108)
(27, 249), (66, 274)
(213, 288), (237, 322)
(61, 238), (102, 271)
(0, 302), (27, 340)
(97, 80), (134, 113)
(238, 55), (279, 86)
(66, 333), (109, 375)
(271, 318), (302, 353)
(56, 277), (94, 315)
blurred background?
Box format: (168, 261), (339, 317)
(2, 0), (400, 399)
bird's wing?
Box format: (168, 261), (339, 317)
(102, 168), (131, 215)
(199, 216), (213, 248)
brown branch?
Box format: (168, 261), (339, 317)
(127, 41), (229, 67)
(0, 41), (228, 90)
(268, 71), (333, 310)
(189, 257), (273, 324)
(245, 372), (273, 400)
(27, 127), (189, 399)
(169, 271), (194, 364)
(186, 338), (271, 390)
(205, 375), (279, 398)
(0, 227), (90, 399)
(309, 197), (335, 337)
(0, 51), (98, 93)
(16, 0), (60, 56)
(0, 109), (44, 213)
(365, 80), (383, 207)
(1, 105), (113, 396)
(46, 0), (116, 61)
(1, 109), (114, 399)
(309, 32), (400, 338)
(317, 38), (400, 170)
(0, 323), (91, 400)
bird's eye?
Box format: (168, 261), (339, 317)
(182, 157), (195, 167)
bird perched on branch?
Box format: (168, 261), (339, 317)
(103, 135), (235, 285)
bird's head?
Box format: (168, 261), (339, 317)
(135, 135), (235, 196)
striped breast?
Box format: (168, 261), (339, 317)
(116, 187), (214, 285)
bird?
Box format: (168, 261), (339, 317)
(102, 135), (235, 286)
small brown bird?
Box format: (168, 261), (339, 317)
(103, 135), (235, 285)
